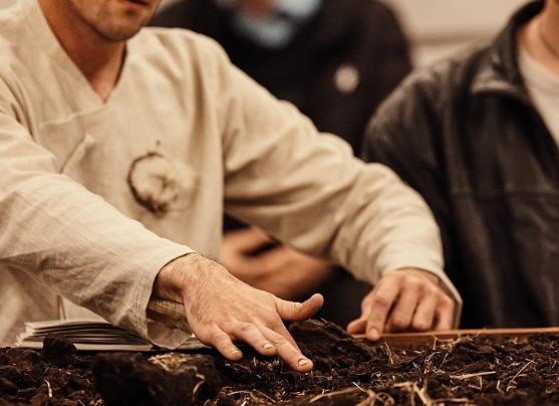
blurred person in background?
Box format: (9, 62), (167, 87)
(151, 0), (412, 327)
(364, 0), (559, 328)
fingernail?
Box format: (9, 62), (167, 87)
(298, 358), (310, 367)
(368, 328), (379, 340)
(263, 343), (274, 350)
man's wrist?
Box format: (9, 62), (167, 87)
(396, 267), (442, 286)
(153, 252), (201, 303)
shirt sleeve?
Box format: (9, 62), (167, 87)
(0, 79), (192, 341)
(208, 41), (461, 314)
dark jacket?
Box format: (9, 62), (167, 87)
(363, 1), (559, 328)
(151, 0), (411, 155)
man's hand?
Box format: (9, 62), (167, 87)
(347, 268), (454, 340)
(221, 227), (334, 300)
(153, 253), (324, 372)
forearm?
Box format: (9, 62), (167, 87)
(219, 88), (443, 285)
(215, 53), (459, 315)
(320, 163), (437, 276)
(0, 165), (190, 333)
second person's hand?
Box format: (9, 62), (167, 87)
(347, 268), (454, 340)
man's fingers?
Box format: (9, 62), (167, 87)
(364, 282), (400, 341)
(201, 328), (243, 361)
(261, 327), (313, 373)
(411, 294), (438, 331)
(433, 296), (455, 331)
(229, 322), (277, 357)
(386, 285), (420, 332)
(347, 317), (366, 335)
(198, 319), (309, 370)
(223, 227), (273, 253)
(276, 293), (324, 321)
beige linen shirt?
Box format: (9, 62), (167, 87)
(0, 1), (461, 346)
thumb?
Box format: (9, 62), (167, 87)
(276, 293), (324, 321)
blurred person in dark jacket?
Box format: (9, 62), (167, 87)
(152, 0), (412, 327)
(364, 0), (559, 328)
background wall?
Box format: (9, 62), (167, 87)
(384, 0), (530, 66)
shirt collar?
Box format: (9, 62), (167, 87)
(470, 0), (543, 105)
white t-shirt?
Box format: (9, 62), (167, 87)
(518, 45), (559, 146)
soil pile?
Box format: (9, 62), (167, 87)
(0, 320), (558, 405)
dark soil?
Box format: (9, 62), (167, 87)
(1, 320), (559, 405)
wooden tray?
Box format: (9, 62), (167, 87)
(354, 327), (559, 347)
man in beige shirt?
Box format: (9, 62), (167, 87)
(0, 0), (460, 371)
